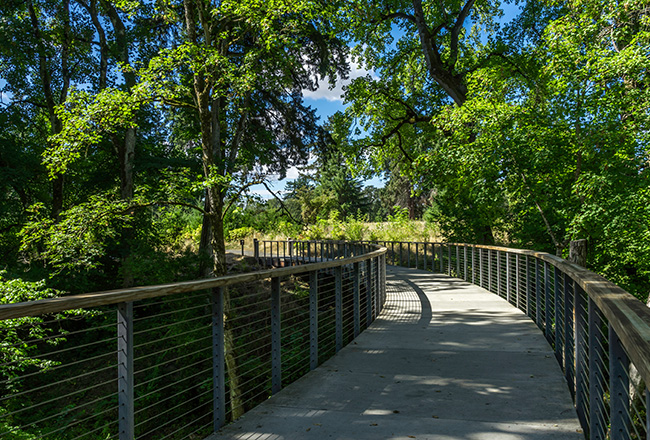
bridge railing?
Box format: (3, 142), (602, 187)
(0, 242), (386, 440)
(365, 239), (650, 440)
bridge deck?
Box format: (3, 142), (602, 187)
(211, 266), (583, 439)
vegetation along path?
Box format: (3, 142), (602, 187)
(210, 266), (582, 439)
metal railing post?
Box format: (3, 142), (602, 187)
(515, 254), (521, 310)
(545, 262), (552, 343)
(335, 266), (343, 352)
(408, 242), (411, 268)
(353, 262), (360, 338)
(415, 243), (419, 269)
(424, 243), (428, 271)
(497, 251), (502, 296)
(535, 259), (542, 329)
(448, 245), (452, 276)
(309, 271), (319, 370)
(478, 249), (484, 287)
(525, 256), (531, 317)
(564, 273), (575, 399)
(488, 250), (493, 292)
(609, 326), (630, 440)
(381, 254), (387, 308)
(271, 277), (282, 394)
(399, 241), (402, 267)
(472, 246), (476, 285)
(253, 239), (259, 261)
(118, 302), (134, 440)
(463, 245), (468, 281)
(506, 253), (511, 304)
(366, 259), (372, 327)
(554, 266), (562, 363)
(575, 283), (588, 429)
(455, 245), (460, 276)
(212, 288), (226, 430)
(588, 298), (606, 440)
(375, 257), (381, 316)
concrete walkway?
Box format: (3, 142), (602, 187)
(212, 266), (583, 440)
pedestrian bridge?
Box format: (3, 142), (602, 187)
(1, 241), (649, 440)
(212, 266), (582, 439)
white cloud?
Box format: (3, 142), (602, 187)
(303, 58), (375, 103)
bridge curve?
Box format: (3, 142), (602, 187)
(211, 266), (582, 439)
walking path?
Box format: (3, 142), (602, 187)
(211, 266), (583, 439)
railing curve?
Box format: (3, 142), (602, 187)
(0, 241), (387, 439)
(363, 239), (650, 440)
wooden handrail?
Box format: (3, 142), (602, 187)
(0, 246), (386, 321)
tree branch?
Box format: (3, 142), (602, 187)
(222, 177), (265, 218)
(262, 182), (303, 225)
(449, 0), (476, 69)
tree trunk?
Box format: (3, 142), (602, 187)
(569, 239), (587, 267)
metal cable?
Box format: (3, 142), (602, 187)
(134, 365), (212, 403)
(134, 334), (211, 362)
(0, 360), (118, 403)
(2, 375), (116, 419)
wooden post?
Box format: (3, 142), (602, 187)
(569, 239), (587, 267)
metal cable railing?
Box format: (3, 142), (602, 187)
(364, 239), (650, 440)
(0, 241), (386, 439)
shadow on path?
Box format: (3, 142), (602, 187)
(210, 267), (583, 440)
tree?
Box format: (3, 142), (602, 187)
(334, 0), (518, 241)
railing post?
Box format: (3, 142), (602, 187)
(253, 238), (259, 261)
(455, 245), (460, 276)
(588, 298), (606, 440)
(564, 273), (575, 399)
(478, 249), (484, 287)
(609, 326), (630, 440)
(335, 266), (343, 352)
(497, 251), (501, 296)
(423, 243), (427, 271)
(212, 288), (225, 430)
(439, 244), (443, 273)
(463, 245), (468, 281)
(516, 254), (521, 309)
(399, 241), (402, 267)
(506, 253), (511, 304)
(381, 253), (387, 308)
(488, 250), (493, 292)
(408, 242), (411, 268)
(415, 243), (419, 269)
(535, 259), (542, 329)
(118, 302), (134, 440)
(524, 256), (530, 316)
(544, 262), (552, 343)
(373, 257), (379, 318)
(309, 271), (319, 370)
(366, 259), (372, 327)
(575, 283), (588, 429)
(472, 245), (476, 284)
(448, 245), (452, 276)
(271, 277), (282, 394)
(353, 262), (360, 338)
(554, 267), (562, 363)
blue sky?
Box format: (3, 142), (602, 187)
(250, 60), (384, 200)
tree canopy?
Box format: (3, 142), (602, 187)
(0, 0), (648, 298)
